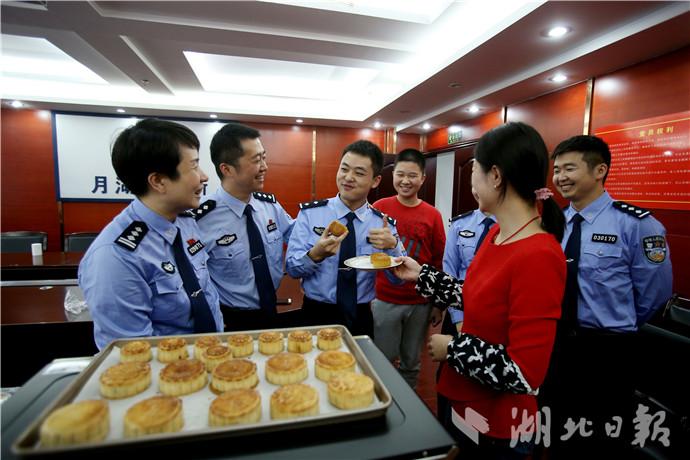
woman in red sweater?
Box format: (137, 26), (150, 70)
(394, 122), (566, 459)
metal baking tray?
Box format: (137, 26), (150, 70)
(13, 325), (391, 456)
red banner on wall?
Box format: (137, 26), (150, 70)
(595, 111), (690, 211)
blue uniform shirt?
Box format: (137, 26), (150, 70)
(564, 191), (673, 331)
(79, 199), (223, 350)
(286, 196), (405, 304)
(443, 209), (494, 324)
(195, 189), (294, 309)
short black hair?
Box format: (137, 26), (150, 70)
(552, 135), (611, 183)
(210, 123), (261, 179)
(394, 148), (425, 172)
(341, 140), (383, 177)
(111, 118), (199, 197)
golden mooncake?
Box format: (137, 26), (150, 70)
(266, 352), (308, 385)
(159, 359), (207, 396)
(194, 335), (221, 360)
(317, 328), (342, 350)
(99, 362), (151, 399)
(119, 340), (152, 363)
(124, 395), (183, 437)
(202, 345), (232, 372)
(258, 331), (284, 355)
(157, 337), (189, 363)
(39, 400), (109, 446)
(315, 350), (356, 381)
(287, 330), (313, 353)
(328, 372), (375, 409)
(227, 333), (254, 357)
(209, 389), (261, 426)
(211, 359), (259, 392)
(270, 383), (319, 420)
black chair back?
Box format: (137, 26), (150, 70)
(64, 232), (99, 252)
(0, 231), (47, 253)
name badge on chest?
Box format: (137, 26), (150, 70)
(591, 233), (617, 244)
(267, 219), (277, 233)
(187, 238), (205, 255)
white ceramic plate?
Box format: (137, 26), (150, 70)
(343, 255), (402, 271)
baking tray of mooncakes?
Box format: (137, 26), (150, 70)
(13, 325), (392, 456)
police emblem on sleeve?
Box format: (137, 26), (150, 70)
(642, 235), (667, 264)
(161, 261), (175, 274)
(313, 226), (325, 236)
(459, 230), (475, 238)
(216, 234), (237, 246)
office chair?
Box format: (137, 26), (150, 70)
(64, 232), (99, 252)
(0, 231), (48, 254)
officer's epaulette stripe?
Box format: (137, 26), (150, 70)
(299, 199), (328, 210)
(194, 200), (216, 221)
(178, 210), (196, 218)
(253, 192), (276, 203)
(450, 210), (474, 222)
(612, 201), (651, 219)
(369, 206), (396, 226)
(114, 221), (148, 251)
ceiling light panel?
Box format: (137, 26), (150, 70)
(184, 52), (379, 100)
(259, 0), (454, 24)
(0, 34), (107, 85)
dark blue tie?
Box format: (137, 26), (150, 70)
(562, 213), (584, 329)
(337, 212), (357, 323)
(244, 205), (277, 314)
(172, 230), (216, 333)
(474, 216), (495, 255)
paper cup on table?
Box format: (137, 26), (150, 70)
(31, 242), (43, 256)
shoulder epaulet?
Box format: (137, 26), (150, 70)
(253, 192), (276, 203)
(193, 200), (216, 221)
(178, 210), (196, 218)
(369, 206), (396, 226)
(450, 210), (474, 223)
(114, 221), (148, 251)
(612, 201), (651, 219)
(299, 199), (328, 210)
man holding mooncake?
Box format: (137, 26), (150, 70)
(286, 140), (405, 337)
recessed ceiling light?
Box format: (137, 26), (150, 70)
(448, 125), (462, 133)
(10, 100), (24, 108)
(422, 122), (431, 130)
(547, 26), (569, 38)
(116, 108), (126, 113)
(468, 105), (480, 113)
(550, 73), (567, 83)
(37, 110), (50, 120)
(296, 119), (304, 123)
(209, 114), (218, 119)
(374, 121), (382, 129)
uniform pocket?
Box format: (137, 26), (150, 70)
(154, 274), (183, 295)
(582, 244), (624, 274)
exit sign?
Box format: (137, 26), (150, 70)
(448, 130), (462, 144)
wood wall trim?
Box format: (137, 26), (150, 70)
(583, 78), (594, 135)
(311, 129), (317, 200)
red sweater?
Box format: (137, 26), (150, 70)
(373, 196), (446, 304)
(437, 226), (565, 439)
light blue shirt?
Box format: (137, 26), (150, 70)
(563, 191), (673, 331)
(79, 199), (223, 350)
(443, 209), (494, 323)
(195, 189), (294, 309)
(286, 196), (405, 304)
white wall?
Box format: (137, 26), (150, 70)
(434, 151), (455, 234)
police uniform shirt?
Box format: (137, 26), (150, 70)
(443, 209), (493, 324)
(195, 188), (294, 309)
(286, 196), (405, 304)
(79, 199), (223, 350)
(563, 191), (672, 331)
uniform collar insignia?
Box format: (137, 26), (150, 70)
(216, 234), (237, 246)
(459, 230), (475, 238)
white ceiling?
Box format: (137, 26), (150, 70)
(1, 1), (688, 133)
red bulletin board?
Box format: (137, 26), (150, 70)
(595, 111), (690, 211)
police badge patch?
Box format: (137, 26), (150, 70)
(161, 261), (175, 274)
(216, 234), (237, 246)
(459, 230), (475, 238)
(313, 226), (325, 236)
(642, 235), (667, 264)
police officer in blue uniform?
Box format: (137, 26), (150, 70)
(195, 123), (294, 331)
(546, 135), (673, 457)
(286, 140), (404, 337)
(79, 119), (223, 350)
(440, 205), (495, 335)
